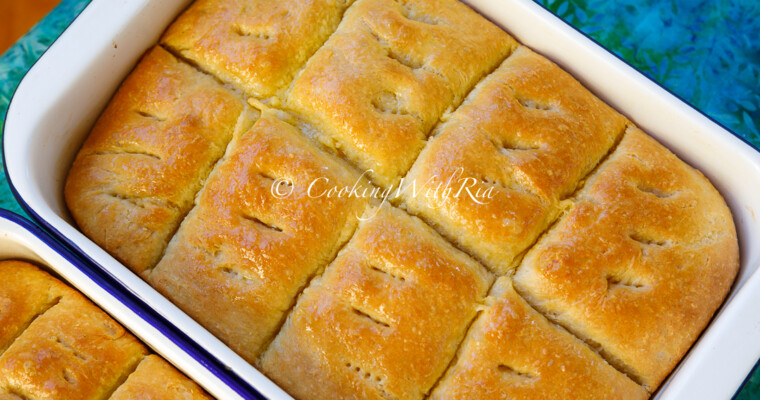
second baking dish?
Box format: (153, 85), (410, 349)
(0, 209), (260, 399)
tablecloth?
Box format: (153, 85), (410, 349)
(0, 0), (757, 397)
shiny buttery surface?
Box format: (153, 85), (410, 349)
(261, 206), (493, 400)
(65, 46), (251, 274)
(0, 260), (210, 399)
(404, 45), (627, 274)
(431, 277), (648, 400)
(149, 113), (368, 362)
(514, 127), (740, 390)
(287, 0), (514, 188)
(162, 0), (353, 99)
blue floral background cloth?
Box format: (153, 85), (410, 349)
(0, 0), (758, 396)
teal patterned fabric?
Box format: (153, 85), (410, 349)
(535, 0), (760, 145)
(0, 0), (757, 397)
(0, 0), (91, 215)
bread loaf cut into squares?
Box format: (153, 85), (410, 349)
(61, 0), (742, 398)
(260, 205), (493, 400)
(403, 46), (628, 275)
(286, 0), (516, 188)
(162, 0), (354, 99)
(0, 261), (211, 399)
(430, 277), (648, 400)
(149, 112), (370, 362)
(513, 126), (739, 391)
(65, 46), (254, 276)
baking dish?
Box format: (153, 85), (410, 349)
(0, 209), (265, 399)
(3, 0), (760, 398)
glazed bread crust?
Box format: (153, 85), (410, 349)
(162, 0), (353, 98)
(0, 295), (147, 400)
(0, 261), (68, 355)
(0, 261), (210, 399)
(287, 0), (516, 188)
(260, 206), (493, 400)
(109, 355), (210, 400)
(403, 46), (628, 274)
(431, 277), (648, 400)
(149, 113), (369, 362)
(513, 127), (740, 391)
(64, 46), (253, 275)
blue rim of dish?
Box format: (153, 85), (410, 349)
(0, 4), (266, 399)
(735, 360), (760, 400)
(2, 0), (759, 399)
(0, 209), (265, 399)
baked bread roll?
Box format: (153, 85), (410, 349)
(513, 127), (739, 391)
(287, 0), (516, 188)
(0, 261), (68, 355)
(110, 355), (212, 400)
(430, 277), (648, 400)
(260, 205), (493, 400)
(162, 0), (354, 98)
(64, 46), (254, 275)
(149, 112), (369, 362)
(0, 260), (210, 399)
(403, 46), (628, 274)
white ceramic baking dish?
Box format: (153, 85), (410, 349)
(0, 209), (260, 399)
(4, 0), (760, 398)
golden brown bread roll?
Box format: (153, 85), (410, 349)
(513, 127), (739, 391)
(162, 0), (354, 98)
(110, 355), (211, 400)
(0, 260), (68, 355)
(149, 112), (369, 362)
(430, 277), (648, 400)
(64, 46), (254, 276)
(286, 0), (516, 188)
(403, 46), (628, 275)
(0, 260), (211, 399)
(0, 294), (146, 399)
(260, 205), (493, 400)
